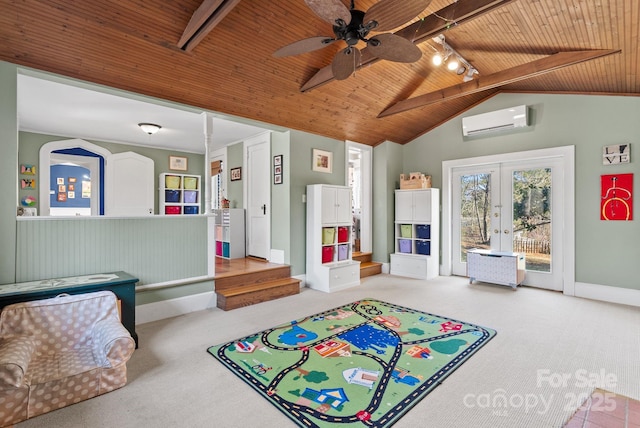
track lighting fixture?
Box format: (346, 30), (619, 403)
(431, 34), (477, 82)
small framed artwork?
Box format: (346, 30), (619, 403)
(274, 154), (282, 166)
(312, 148), (332, 173)
(57, 193), (67, 202)
(230, 167), (242, 181)
(274, 165), (282, 175)
(21, 179), (36, 189)
(58, 184), (66, 193)
(20, 164), (36, 175)
(57, 177), (64, 185)
(274, 174), (282, 185)
(69, 177), (77, 183)
(169, 155), (188, 171)
(603, 143), (631, 165)
(68, 184), (75, 191)
(68, 191), (75, 199)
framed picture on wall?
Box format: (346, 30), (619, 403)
(230, 167), (242, 181)
(169, 155), (188, 171)
(312, 149), (332, 173)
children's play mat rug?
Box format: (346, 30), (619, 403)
(207, 299), (496, 427)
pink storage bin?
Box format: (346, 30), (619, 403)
(337, 227), (349, 243)
(322, 246), (334, 263)
(165, 206), (181, 215)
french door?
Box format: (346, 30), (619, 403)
(451, 157), (564, 290)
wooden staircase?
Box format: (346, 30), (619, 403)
(353, 252), (382, 278)
(215, 262), (300, 311)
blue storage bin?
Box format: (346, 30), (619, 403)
(416, 240), (431, 255)
(416, 224), (431, 239)
(399, 239), (412, 253)
(165, 190), (181, 203)
(184, 206), (199, 214)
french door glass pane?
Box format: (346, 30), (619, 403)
(511, 168), (552, 272)
(459, 173), (491, 262)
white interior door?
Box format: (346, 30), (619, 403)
(245, 134), (270, 259)
(452, 158), (564, 290)
(105, 152), (154, 216)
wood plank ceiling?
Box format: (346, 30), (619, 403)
(1, 0), (638, 146)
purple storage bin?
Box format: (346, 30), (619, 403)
(337, 244), (349, 261)
(184, 190), (198, 203)
(399, 239), (412, 253)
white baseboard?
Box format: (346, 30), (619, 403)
(381, 263), (390, 274)
(574, 282), (640, 307)
(136, 291), (217, 325)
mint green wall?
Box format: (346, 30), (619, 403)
(372, 141), (403, 263)
(226, 142), (244, 208)
(289, 130), (346, 275)
(271, 131), (291, 263)
(0, 62), (18, 283)
(404, 93), (640, 290)
(18, 131), (205, 214)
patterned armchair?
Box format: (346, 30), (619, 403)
(0, 290), (135, 427)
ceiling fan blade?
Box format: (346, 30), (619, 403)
(364, 0), (433, 32)
(304, 0), (352, 26)
(367, 33), (422, 63)
(332, 47), (361, 80)
(273, 36), (336, 58)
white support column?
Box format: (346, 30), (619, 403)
(202, 112), (216, 278)
(202, 112), (215, 212)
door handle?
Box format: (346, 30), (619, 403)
(504, 229), (510, 234)
(262, 204), (266, 215)
(494, 229), (499, 234)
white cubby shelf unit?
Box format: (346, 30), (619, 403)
(306, 184), (360, 293)
(159, 173), (201, 215)
(214, 209), (245, 259)
(390, 188), (440, 280)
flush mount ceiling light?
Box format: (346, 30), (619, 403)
(138, 123), (161, 135)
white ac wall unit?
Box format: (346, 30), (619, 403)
(462, 105), (529, 136)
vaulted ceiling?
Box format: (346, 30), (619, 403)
(1, 0), (638, 146)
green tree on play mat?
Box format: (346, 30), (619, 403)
(293, 367), (329, 383)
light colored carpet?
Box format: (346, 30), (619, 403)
(17, 275), (640, 428)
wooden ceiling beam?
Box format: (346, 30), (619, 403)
(378, 49), (621, 118)
(300, 0), (517, 92)
(178, 0), (241, 52)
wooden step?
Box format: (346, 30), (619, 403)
(352, 252), (372, 263)
(360, 261), (382, 278)
(215, 264), (292, 292)
(216, 277), (301, 311)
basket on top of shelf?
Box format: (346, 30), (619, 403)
(400, 172), (432, 189)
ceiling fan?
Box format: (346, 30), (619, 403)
(273, 0), (433, 80)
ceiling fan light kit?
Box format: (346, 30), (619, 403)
(274, 0), (433, 80)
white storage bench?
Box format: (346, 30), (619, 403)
(467, 249), (525, 289)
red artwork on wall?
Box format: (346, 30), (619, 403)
(601, 173), (633, 221)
